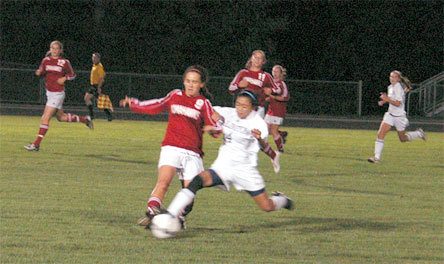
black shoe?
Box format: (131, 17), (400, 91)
(137, 206), (166, 229)
(272, 191), (294, 210)
(279, 131), (288, 144)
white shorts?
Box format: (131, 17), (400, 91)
(210, 158), (265, 192)
(264, 114), (283, 125)
(46, 91), (65, 109)
(256, 106), (265, 118)
(382, 112), (409, 131)
(158, 146), (204, 181)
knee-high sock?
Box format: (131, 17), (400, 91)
(261, 142), (276, 160)
(274, 135), (284, 151)
(66, 113), (87, 123)
(270, 195), (287, 210)
(406, 130), (422, 141)
(167, 189), (195, 217)
(374, 139), (384, 160)
(33, 124), (49, 146)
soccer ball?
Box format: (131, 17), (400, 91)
(150, 213), (181, 239)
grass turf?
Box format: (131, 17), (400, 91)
(1, 115), (443, 263)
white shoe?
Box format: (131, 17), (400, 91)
(417, 128), (426, 141)
(24, 143), (39, 151)
(86, 116), (94, 130)
(271, 151), (281, 173)
(367, 157), (380, 163)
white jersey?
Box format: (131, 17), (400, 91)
(387, 82), (406, 116)
(213, 106), (268, 167)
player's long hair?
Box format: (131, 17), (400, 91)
(392, 70), (412, 93)
(45, 40), (64, 58)
(183, 65), (213, 100)
(273, 64), (287, 80)
(245, 50), (266, 69)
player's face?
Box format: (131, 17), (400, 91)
(235, 96), (254, 119)
(390, 72), (400, 84)
(50, 43), (62, 58)
(183, 71), (204, 97)
(272, 66), (282, 80)
(250, 52), (265, 69)
(92, 54), (100, 64)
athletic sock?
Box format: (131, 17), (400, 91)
(274, 135), (284, 151)
(33, 124), (49, 146)
(167, 189), (195, 217)
(375, 139), (384, 160)
(270, 195), (287, 210)
(66, 113), (87, 123)
(262, 142), (276, 160)
(406, 130), (421, 141)
(87, 104), (94, 119)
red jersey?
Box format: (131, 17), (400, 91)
(228, 69), (278, 107)
(38, 57), (76, 92)
(266, 80), (290, 118)
(129, 89), (217, 156)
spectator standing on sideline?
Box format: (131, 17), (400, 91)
(368, 70), (426, 163)
(119, 65), (219, 227)
(84, 52), (113, 121)
(25, 40), (93, 152)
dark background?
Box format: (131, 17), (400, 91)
(1, 0), (443, 115)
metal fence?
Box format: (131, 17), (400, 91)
(0, 67), (363, 116)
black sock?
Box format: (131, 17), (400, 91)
(104, 109), (112, 121)
(87, 104), (94, 118)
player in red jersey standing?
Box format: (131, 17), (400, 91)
(25, 40), (93, 151)
(120, 65), (219, 228)
(264, 65), (290, 153)
(229, 50), (282, 173)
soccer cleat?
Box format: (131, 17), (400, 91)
(178, 215), (186, 230)
(417, 128), (426, 141)
(85, 116), (94, 130)
(137, 206), (166, 228)
(367, 157), (380, 163)
(24, 143), (39, 151)
(271, 151), (281, 173)
(272, 191), (294, 210)
(279, 131), (288, 144)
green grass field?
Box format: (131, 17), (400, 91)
(1, 115), (443, 263)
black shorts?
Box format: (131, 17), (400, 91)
(87, 85), (100, 97)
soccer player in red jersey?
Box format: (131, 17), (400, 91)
(229, 50), (282, 173)
(264, 65), (290, 153)
(25, 40), (93, 152)
(228, 50), (278, 118)
(120, 65), (219, 228)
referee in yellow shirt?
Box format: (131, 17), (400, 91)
(84, 52), (112, 121)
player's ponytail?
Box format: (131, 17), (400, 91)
(393, 70), (412, 93)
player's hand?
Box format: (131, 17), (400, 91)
(263, 87), (272, 96)
(378, 100), (385, 106)
(379, 92), (389, 102)
(57, 77), (66, 85)
(119, 96), (131, 108)
(251, 129), (261, 139)
(35, 69), (42, 76)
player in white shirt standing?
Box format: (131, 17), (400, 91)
(368, 70), (426, 163)
(165, 91), (293, 226)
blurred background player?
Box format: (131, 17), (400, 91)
(264, 65), (290, 153)
(368, 70), (426, 163)
(119, 65), (219, 227)
(228, 50), (281, 172)
(165, 91), (293, 227)
(25, 40), (93, 151)
(84, 52), (113, 121)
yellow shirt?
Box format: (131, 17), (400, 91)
(90, 63), (105, 85)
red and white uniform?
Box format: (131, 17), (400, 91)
(129, 89), (217, 156)
(266, 80), (290, 118)
(38, 57), (76, 92)
(228, 69), (278, 107)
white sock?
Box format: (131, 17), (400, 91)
(167, 189), (195, 217)
(406, 130), (421, 141)
(375, 139), (384, 160)
(270, 195), (287, 210)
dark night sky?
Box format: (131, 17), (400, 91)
(1, 0), (443, 106)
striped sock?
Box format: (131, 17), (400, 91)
(262, 142), (276, 159)
(33, 124), (49, 146)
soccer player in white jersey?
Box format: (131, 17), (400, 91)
(368, 70), (426, 163)
(164, 91), (294, 227)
